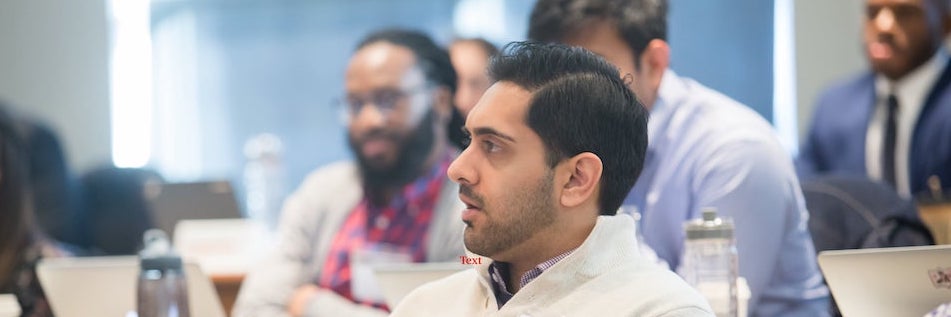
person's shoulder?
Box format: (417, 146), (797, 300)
(671, 78), (772, 133)
(816, 71), (875, 105)
(623, 265), (713, 314)
(296, 161), (359, 191)
(282, 160), (362, 217)
(390, 269), (482, 314)
(669, 79), (783, 156)
(413, 268), (480, 293)
(586, 264), (713, 316)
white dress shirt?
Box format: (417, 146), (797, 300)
(868, 49), (949, 197)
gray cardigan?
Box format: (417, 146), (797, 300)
(232, 161), (466, 317)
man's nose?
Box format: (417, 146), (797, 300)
(447, 147), (477, 186)
(873, 8), (897, 33)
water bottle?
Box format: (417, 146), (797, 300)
(243, 133), (286, 230)
(679, 208), (738, 317)
(137, 229), (190, 317)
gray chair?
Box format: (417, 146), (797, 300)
(801, 175), (933, 316)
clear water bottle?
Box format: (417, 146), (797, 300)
(243, 133), (286, 230)
(137, 229), (190, 317)
(679, 208), (738, 317)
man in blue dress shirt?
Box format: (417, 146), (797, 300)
(529, 0), (830, 316)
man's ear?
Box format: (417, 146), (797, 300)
(558, 152), (603, 208)
(639, 39), (670, 88)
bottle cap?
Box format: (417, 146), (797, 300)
(684, 207), (734, 239)
(140, 255), (183, 271)
(139, 229), (183, 270)
(243, 133), (284, 160)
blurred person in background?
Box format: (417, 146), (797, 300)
(528, 0), (829, 315)
(448, 37), (498, 117)
(15, 112), (84, 252)
(0, 103), (57, 317)
(798, 0), (951, 198)
(233, 28), (465, 317)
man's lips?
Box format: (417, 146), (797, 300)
(360, 137), (394, 157)
(868, 41), (895, 60)
(459, 194), (481, 210)
(459, 193), (482, 223)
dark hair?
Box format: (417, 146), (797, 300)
(528, 0), (667, 67)
(0, 102), (34, 287)
(357, 28), (457, 95)
(488, 41), (648, 215)
(451, 37), (500, 58)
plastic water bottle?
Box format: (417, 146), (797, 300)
(680, 208), (738, 317)
(137, 229), (190, 317)
(243, 133), (286, 230)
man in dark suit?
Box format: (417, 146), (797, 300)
(799, 0), (951, 198)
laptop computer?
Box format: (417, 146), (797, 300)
(818, 245), (951, 317)
(145, 181), (244, 237)
(371, 262), (470, 308)
(36, 256), (226, 317)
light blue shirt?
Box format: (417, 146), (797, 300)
(623, 70), (830, 317)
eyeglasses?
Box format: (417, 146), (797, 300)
(340, 86), (429, 119)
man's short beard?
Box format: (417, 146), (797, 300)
(349, 109), (436, 205)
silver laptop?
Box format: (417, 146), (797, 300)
(372, 262), (470, 308)
(145, 181), (244, 237)
(818, 245), (951, 317)
(36, 256), (226, 317)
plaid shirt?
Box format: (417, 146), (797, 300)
(316, 154), (453, 310)
(488, 248), (576, 308)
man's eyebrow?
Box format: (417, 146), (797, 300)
(470, 126), (516, 143)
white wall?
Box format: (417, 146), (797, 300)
(0, 0), (112, 171)
(794, 0), (867, 140)
(0, 0), (940, 169)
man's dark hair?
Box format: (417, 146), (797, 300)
(452, 37), (500, 58)
(357, 28), (457, 95)
(488, 41), (648, 215)
(528, 0), (667, 67)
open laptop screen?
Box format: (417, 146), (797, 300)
(818, 245), (951, 317)
(145, 181), (244, 237)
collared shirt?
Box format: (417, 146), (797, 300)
(867, 49), (949, 197)
(316, 152), (454, 310)
(622, 70), (828, 317)
(487, 249), (575, 308)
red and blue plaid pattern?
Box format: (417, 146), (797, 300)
(316, 154), (452, 310)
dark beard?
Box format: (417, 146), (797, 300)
(348, 110), (436, 206)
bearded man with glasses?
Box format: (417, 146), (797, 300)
(234, 28), (466, 317)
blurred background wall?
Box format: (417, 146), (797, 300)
(0, 0), (922, 207)
(0, 0), (112, 171)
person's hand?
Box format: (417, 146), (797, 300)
(287, 284), (321, 317)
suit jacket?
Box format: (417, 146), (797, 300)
(798, 59), (951, 196)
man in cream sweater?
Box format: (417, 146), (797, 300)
(390, 42), (712, 316)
